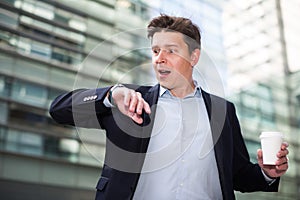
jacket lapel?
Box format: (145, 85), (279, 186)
(130, 84), (160, 199)
(140, 84), (159, 151)
(202, 90), (228, 199)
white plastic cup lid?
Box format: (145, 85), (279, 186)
(259, 131), (283, 139)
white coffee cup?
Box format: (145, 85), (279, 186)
(260, 131), (284, 165)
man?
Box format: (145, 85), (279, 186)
(49, 14), (289, 200)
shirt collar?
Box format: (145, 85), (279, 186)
(159, 81), (202, 98)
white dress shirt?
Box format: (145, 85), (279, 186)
(133, 85), (223, 200)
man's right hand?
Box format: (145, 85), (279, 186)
(110, 86), (151, 124)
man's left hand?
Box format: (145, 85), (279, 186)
(257, 142), (289, 178)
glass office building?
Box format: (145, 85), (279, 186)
(223, 0), (300, 199)
(0, 0), (226, 199)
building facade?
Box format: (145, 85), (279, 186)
(223, 0), (300, 199)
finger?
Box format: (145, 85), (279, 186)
(135, 93), (144, 115)
(257, 149), (263, 159)
(124, 90), (131, 107)
(281, 142), (289, 150)
(276, 162), (288, 171)
(135, 93), (151, 115)
(276, 156), (288, 166)
(129, 92), (138, 113)
(277, 149), (289, 158)
(143, 101), (151, 114)
(131, 113), (143, 124)
(257, 149), (264, 166)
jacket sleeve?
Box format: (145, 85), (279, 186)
(49, 86), (112, 129)
(230, 102), (280, 192)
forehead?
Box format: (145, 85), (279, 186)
(151, 31), (187, 47)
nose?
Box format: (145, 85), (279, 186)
(154, 50), (166, 64)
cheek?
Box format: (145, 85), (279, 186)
(152, 65), (159, 75)
(151, 57), (155, 65)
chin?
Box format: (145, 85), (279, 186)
(159, 83), (170, 89)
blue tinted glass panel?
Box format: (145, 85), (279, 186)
(11, 80), (48, 107)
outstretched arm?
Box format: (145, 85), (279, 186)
(49, 87), (112, 128)
(49, 85), (152, 128)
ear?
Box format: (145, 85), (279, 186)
(190, 49), (200, 66)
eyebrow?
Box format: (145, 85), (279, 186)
(151, 44), (180, 49)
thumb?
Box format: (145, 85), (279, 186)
(257, 149), (263, 166)
(257, 149), (263, 158)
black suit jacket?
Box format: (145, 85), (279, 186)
(49, 84), (279, 200)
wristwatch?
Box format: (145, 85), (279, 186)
(108, 84), (124, 106)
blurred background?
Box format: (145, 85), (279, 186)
(0, 0), (299, 199)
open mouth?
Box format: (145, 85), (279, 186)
(158, 69), (171, 75)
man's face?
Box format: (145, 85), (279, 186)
(151, 31), (196, 91)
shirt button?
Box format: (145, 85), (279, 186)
(180, 183), (184, 187)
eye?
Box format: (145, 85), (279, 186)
(167, 49), (176, 54)
(152, 49), (159, 54)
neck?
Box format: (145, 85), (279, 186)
(169, 81), (196, 98)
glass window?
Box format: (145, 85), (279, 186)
(20, 0), (54, 20)
(0, 101), (8, 124)
(0, 30), (13, 47)
(0, 7), (18, 28)
(29, 27), (52, 40)
(44, 136), (80, 162)
(79, 142), (104, 166)
(256, 84), (275, 125)
(69, 16), (87, 32)
(21, 0), (36, 13)
(241, 91), (258, 109)
(86, 18), (113, 40)
(53, 26), (69, 38)
(87, 39), (114, 61)
(19, 131), (43, 155)
(53, 25), (86, 46)
(0, 76), (5, 95)
(11, 80), (48, 107)
(0, 126), (6, 150)
(17, 37), (31, 54)
(34, 19), (54, 32)
(52, 47), (67, 63)
(49, 68), (75, 90)
(34, 1), (54, 20)
(19, 15), (33, 25)
(59, 138), (80, 162)
(5, 129), (43, 156)
(68, 51), (83, 66)
(245, 139), (260, 162)
(44, 136), (59, 158)
(3, 0), (16, 5)
(5, 129), (20, 152)
(54, 8), (71, 25)
(15, 59), (49, 83)
(85, 1), (115, 23)
(84, 37), (104, 52)
(30, 40), (51, 59)
(20, 15), (54, 32)
(0, 75), (11, 97)
(69, 31), (86, 44)
(9, 109), (47, 127)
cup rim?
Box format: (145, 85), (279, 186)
(260, 131), (284, 138)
